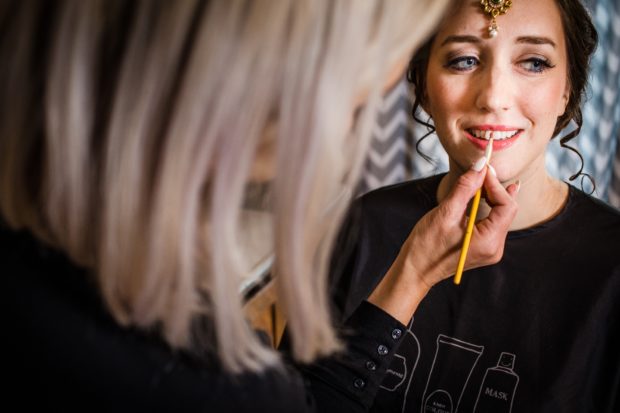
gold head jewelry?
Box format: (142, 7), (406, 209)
(480, 0), (512, 38)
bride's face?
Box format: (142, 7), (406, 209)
(425, 0), (569, 182)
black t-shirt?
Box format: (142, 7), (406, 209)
(332, 175), (620, 412)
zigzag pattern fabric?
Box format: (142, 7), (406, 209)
(361, 0), (620, 208)
(548, 0), (620, 203)
(358, 81), (448, 195)
(592, 0), (620, 207)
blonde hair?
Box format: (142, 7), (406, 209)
(0, 0), (446, 372)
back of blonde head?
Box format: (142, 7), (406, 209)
(0, 0), (446, 372)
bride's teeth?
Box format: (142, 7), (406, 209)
(468, 129), (521, 140)
(470, 129), (519, 140)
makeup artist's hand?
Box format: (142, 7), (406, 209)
(368, 164), (518, 324)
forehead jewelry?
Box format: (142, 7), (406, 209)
(480, 0), (512, 38)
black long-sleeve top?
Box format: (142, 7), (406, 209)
(3, 226), (407, 412)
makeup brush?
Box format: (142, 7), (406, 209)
(454, 137), (494, 285)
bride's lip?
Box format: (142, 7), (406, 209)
(465, 129), (523, 151)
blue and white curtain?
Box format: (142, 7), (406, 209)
(362, 0), (620, 208)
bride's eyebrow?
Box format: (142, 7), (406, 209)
(516, 36), (556, 48)
(440, 35), (481, 47)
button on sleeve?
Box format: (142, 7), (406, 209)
(377, 344), (389, 356)
(391, 328), (402, 340)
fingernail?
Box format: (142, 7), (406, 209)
(515, 179), (521, 193)
(488, 164), (497, 177)
(472, 157), (486, 172)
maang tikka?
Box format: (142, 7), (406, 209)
(480, 0), (512, 37)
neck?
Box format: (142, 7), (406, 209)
(437, 157), (569, 231)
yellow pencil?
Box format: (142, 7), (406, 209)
(454, 137), (494, 285)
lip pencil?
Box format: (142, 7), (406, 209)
(453, 137), (494, 285)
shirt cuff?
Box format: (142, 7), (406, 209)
(301, 300), (407, 410)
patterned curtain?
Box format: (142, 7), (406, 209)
(589, 0), (620, 206)
(362, 0), (620, 208)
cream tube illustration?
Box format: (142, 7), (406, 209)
(473, 352), (519, 413)
(421, 335), (484, 413)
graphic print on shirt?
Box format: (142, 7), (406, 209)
(380, 354), (408, 390)
(380, 317), (421, 392)
(473, 352), (519, 413)
(374, 318), (420, 412)
(420, 335), (484, 413)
